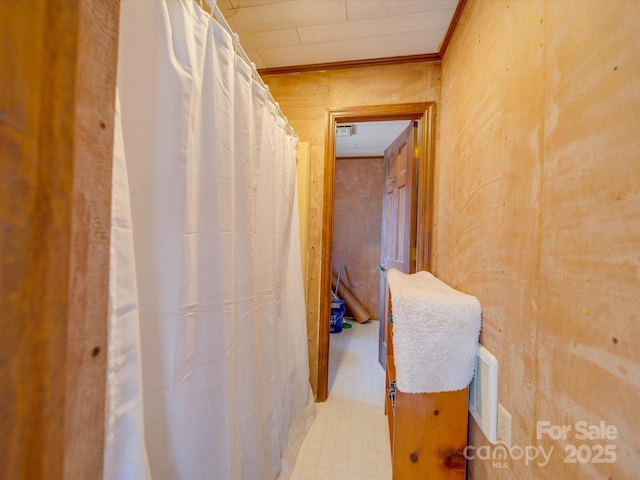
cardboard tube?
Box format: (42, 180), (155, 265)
(332, 272), (371, 324)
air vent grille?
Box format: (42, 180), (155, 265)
(469, 344), (498, 444)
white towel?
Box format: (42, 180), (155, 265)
(386, 269), (482, 394)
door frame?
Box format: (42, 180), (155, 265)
(318, 102), (436, 401)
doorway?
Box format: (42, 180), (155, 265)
(329, 120), (411, 391)
(317, 103), (436, 402)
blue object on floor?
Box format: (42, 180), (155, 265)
(330, 299), (346, 333)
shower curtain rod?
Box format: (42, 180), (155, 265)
(202, 0), (296, 138)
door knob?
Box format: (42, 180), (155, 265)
(377, 264), (386, 272)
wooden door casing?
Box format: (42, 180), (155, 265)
(320, 103), (435, 402)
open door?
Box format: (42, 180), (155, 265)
(378, 121), (418, 368)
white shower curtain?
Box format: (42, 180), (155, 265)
(105, 1), (316, 478)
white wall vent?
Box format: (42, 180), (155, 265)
(336, 124), (353, 137)
(469, 344), (499, 444)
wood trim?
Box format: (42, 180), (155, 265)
(320, 103), (436, 402)
(416, 104), (436, 272)
(317, 110), (338, 402)
(64, 1), (120, 478)
(259, 53), (441, 76)
(438, 0), (467, 58)
(0, 1), (119, 478)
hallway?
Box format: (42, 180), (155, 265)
(291, 321), (392, 479)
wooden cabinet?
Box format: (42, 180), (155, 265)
(385, 317), (469, 479)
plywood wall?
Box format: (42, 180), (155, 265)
(263, 62), (442, 398)
(439, 1), (640, 478)
(0, 1), (119, 478)
(297, 142), (311, 294)
(333, 157), (385, 321)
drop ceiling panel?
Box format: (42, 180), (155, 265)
(298, 9), (454, 45)
(346, 0), (458, 21)
(244, 50), (267, 68)
(259, 30), (446, 68)
(217, 0), (235, 11)
(229, 0), (288, 7)
(227, 0), (289, 8)
(220, 0), (347, 34)
(238, 28), (300, 51)
(218, 0), (461, 69)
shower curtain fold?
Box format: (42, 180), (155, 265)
(106, 1), (315, 478)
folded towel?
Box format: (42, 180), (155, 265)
(386, 269), (482, 394)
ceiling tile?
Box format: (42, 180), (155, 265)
(239, 28), (300, 51)
(217, 0), (461, 70)
(227, 0), (289, 8)
(222, 0), (347, 35)
(298, 9), (455, 45)
(336, 120), (413, 157)
(258, 29), (446, 67)
(347, 0), (458, 21)
(216, 0), (236, 11)
(244, 50), (267, 68)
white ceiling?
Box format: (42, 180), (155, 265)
(214, 0), (456, 154)
(217, 0), (460, 70)
(335, 120), (412, 157)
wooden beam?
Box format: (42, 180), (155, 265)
(0, 1), (119, 478)
(64, 1), (120, 478)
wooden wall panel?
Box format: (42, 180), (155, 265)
(64, 1), (119, 478)
(297, 142), (311, 293)
(264, 62), (442, 398)
(0, 1), (118, 478)
(327, 62), (438, 107)
(0, 5), (73, 476)
(260, 73), (330, 144)
(440, 1), (640, 478)
(304, 144), (326, 398)
(536, 2), (640, 477)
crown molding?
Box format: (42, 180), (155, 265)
(439, 0), (467, 58)
(258, 53), (441, 76)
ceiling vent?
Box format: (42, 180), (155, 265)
(336, 124), (353, 137)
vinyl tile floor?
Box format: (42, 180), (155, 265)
(290, 319), (392, 480)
